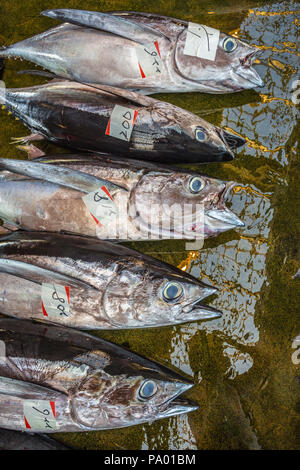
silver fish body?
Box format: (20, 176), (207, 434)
(0, 231), (221, 329)
(0, 81), (243, 163)
(0, 154), (244, 240)
(0, 319), (197, 432)
(0, 10), (263, 94)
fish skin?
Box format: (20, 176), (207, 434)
(0, 319), (197, 432)
(0, 80), (240, 163)
(0, 10), (263, 94)
(0, 154), (244, 240)
(0, 231), (220, 329)
(0, 428), (69, 450)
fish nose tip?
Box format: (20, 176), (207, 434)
(196, 304), (223, 320)
(256, 76), (264, 88)
(163, 398), (199, 417)
(222, 148), (235, 161)
(203, 285), (218, 298)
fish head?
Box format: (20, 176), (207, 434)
(129, 170), (244, 238)
(71, 343), (198, 429)
(151, 103), (244, 162)
(103, 259), (221, 328)
(175, 28), (263, 92)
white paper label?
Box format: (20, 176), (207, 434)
(105, 105), (138, 142)
(41, 283), (70, 318)
(136, 41), (164, 78)
(82, 185), (118, 226)
(183, 23), (220, 61)
(23, 400), (56, 431)
(0, 340), (5, 363)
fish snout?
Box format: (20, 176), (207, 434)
(181, 301), (222, 321)
(220, 129), (246, 151)
(240, 49), (258, 67)
(206, 206), (245, 230)
(160, 398), (199, 418)
(234, 49), (264, 88)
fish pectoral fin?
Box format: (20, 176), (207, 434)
(41, 9), (169, 45)
(16, 144), (46, 159)
(10, 134), (45, 145)
(0, 158), (127, 194)
(0, 223), (19, 234)
(0, 258), (91, 289)
(0, 376), (62, 400)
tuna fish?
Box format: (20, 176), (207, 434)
(0, 231), (221, 329)
(0, 154), (244, 240)
(0, 10), (263, 94)
(0, 318), (198, 432)
(0, 80), (244, 163)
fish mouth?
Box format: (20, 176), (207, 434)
(206, 207), (244, 231)
(208, 142), (234, 162)
(219, 128), (245, 150)
(234, 49), (264, 88)
(159, 398), (199, 418)
(206, 182), (245, 232)
(181, 300), (222, 321)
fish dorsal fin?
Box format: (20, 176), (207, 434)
(0, 158), (127, 194)
(0, 258), (90, 289)
(17, 70), (156, 107)
(41, 9), (170, 45)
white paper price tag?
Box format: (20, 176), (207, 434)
(105, 105), (138, 142)
(24, 400), (56, 431)
(82, 185), (118, 226)
(41, 283), (70, 318)
(184, 23), (220, 61)
(136, 41), (164, 78)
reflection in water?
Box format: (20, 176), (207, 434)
(223, 342), (254, 379)
(0, 0), (298, 451)
(147, 1), (299, 450)
(222, 2), (299, 165)
(141, 416), (197, 450)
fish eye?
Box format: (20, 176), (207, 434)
(195, 127), (207, 142)
(162, 282), (183, 301)
(138, 380), (158, 400)
(223, 37), (237, 53)
(188, 176), (205, 194)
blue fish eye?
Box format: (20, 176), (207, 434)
(195, 128), (207, 142)
(138, 380), (157, 400)
(189, 176), (205, 194)
(162, 282), (183, 301)
(223, 37), (237, 53)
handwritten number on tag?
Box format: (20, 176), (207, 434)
(189, 26), (214, 52)
(41, 284), (70, 318)
(137, 41), (163, 77)
(105, 105), (138, 142)
(82, 185), (118, 226)
(184, 23), (220, 61)
(143, 46), (161, 73)
(24, 400), (56, 430)
(120, 110), (132, 141)
(31, 406), (53, 429)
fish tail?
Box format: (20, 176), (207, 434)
(0, 46), (9, 58)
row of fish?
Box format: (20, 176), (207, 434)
(0, 9), (264, 440)
(0, 153), (244, 239)
(0, 319), (197, 432)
